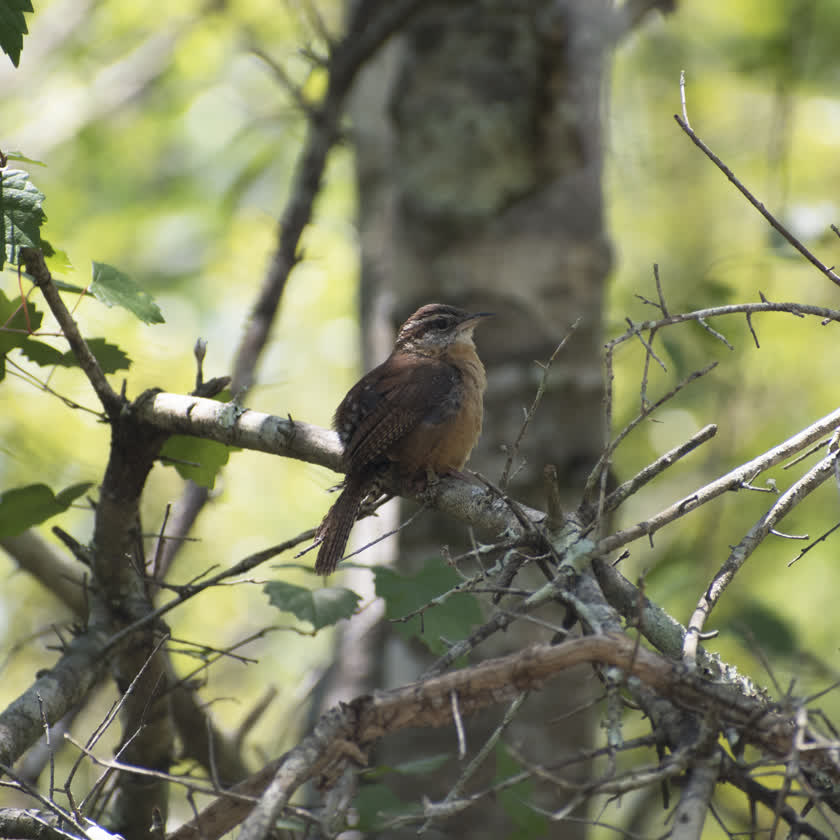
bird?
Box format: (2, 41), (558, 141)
(315, 303), (492, 575)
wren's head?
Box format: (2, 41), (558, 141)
(394, 303), (493, 356)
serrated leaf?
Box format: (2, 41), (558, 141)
(83, 338), (131, 373)
(17, 339), (63, 366)
(19, 336), (131, 374)
(374, 559), (482, 654)
(160, 435), (236, 489)
(263, 580), (360, 631)
(0, 289), (43, 380)
(0, 481), (93, 538)
(0, 167), (45, 269)
(0, 0), (33, 68)
(90, 261), (164, 324)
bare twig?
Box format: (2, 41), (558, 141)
(584, 362), (718, 511)
(418, 692), (527, 835)
(601, 424), (718, 515)
(675, 80), (840, 288)
(500, 321), (580, 488)
(682, 449), (839, 665)
(231, 0), (426, 394)
(597, 405), (840, 557)
(18, 249), (121, 417)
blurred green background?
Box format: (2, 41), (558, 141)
(2, 0), (840, 834)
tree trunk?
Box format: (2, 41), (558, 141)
(338, 1), (614, 834)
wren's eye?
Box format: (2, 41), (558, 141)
(429, 317), (449, 330)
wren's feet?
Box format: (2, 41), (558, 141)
(407, 466), (473, 503)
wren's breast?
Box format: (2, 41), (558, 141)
(390, 349), (487, 475)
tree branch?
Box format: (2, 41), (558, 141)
(170, 631), (839, 840)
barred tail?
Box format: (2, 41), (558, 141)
(315, 477), (367, 575)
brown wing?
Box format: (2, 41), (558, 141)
(335, 352), (461, 472)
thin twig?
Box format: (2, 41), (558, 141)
(418, 692), (527, 835)
(597, 405), (840, 557)
(18, 248), (122, 417)
(499, 320), (580, 488)
(683, 449), (839, 665)
(788, 519), (840, 567)
(232, 0), (427, 394)
(675, 78), (840, 288)
(584, 362), (718, 509)
(601, 424), (718, 515)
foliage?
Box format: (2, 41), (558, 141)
(2, 1), (840, 839)
(90, 262), (165, 325)
(0, 481), (92, 537)
(263, 579), (360, 631)
(374, 559), (483, 655)
(0, 0), (33, 68)
(0, 167), (44, 267)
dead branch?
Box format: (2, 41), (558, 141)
(170, 631), (840, 840)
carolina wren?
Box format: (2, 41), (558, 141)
(315, 303), (492, 575)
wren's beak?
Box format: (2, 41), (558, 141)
(457, 311), (494, 331)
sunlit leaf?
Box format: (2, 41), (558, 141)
(0, 482), (93, 538)
(0, 167), (45, 269)
(90, 261), (165, 324)
(3, 151), (45, 166)
(160, 435), (236, 489)
(44, 246), (73, 272)
(263, 580), (360, 631)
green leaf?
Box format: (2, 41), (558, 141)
(0, 0), (33, 67)
(374, 559), (482, 654)
(82, 338), (132, 373)
(354, 784), (418, 832)
(3, 151), (45, 166)
(0, 482), (92, 538)
(0, 289), (44, 380)
(494, 743), (549, 839)
(160, 435), (236, 489)
(19, 336), (132, 374)
(728, 599), (799, 659)
(44, 246), (73, 272)
(0, 167), (45, 270)
(16, 339), (62, 366)
(263, 580), (360, 631)
(90, 261), (165, 324)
